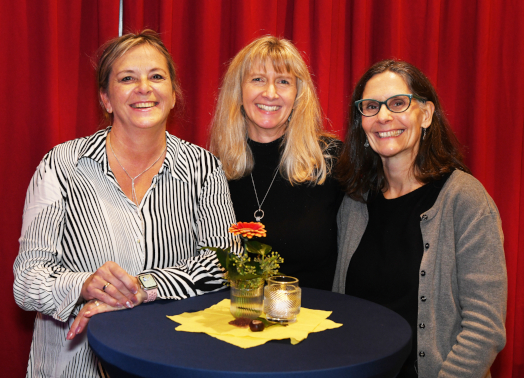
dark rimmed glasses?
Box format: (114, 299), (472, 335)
(355, 94), (426, 117)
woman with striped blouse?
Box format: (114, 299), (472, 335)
(13, 30), (238, 377)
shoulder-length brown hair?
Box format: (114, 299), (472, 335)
(209, 35), (335, 185)
(337, 59), (470, 202)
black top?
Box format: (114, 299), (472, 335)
(345, 174), (450, 378)
(228, 137), (344, 290)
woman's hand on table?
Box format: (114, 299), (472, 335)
(81, 261), (140, 309)
(67, 299), (120, 340)
(67, 281), (148, 340)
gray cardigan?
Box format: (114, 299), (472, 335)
(333, 170), (507, 378)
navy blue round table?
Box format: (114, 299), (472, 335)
(88, 288), (411, 378)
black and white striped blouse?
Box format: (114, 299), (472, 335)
(13, 127), (239, 377)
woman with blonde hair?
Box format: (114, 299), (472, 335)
(209, 36), (343, 290)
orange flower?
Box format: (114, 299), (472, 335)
(229, 222), (267, 239)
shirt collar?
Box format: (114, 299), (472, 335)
(164, 132), (189, 183)
(78, 127), (109, 165)
(78, 126), (189, 183)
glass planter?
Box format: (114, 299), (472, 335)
(229, 279), (264, 319)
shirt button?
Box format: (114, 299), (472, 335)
(419, 323), (425, 329)
(421, 270), (426, 276)
(419, 351), (425, 357)
(425, 243), (430, 249)
(421, 296), (427, 302)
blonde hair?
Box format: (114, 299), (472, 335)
(209, 35), (334, 185)
(95, 29), (184, 124)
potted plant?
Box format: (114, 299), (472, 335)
(205, 222), (283, 319)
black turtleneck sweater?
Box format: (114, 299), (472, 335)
(227, 137), (344, 290)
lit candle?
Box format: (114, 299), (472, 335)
(264, 276), (301, 323)
(272, 289), (291, 317)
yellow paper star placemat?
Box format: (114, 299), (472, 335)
(167, 299), (342, 348)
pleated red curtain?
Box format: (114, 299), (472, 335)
(0, 0), (120, 376)
(2, 0), (523, 376)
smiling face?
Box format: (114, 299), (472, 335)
(361, 71), (434, 169)
(242, 62), (297, 142)
(100, 44), (176, 132)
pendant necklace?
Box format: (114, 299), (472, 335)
(108, 132), (167, 206)
(251, 168), (279, 221)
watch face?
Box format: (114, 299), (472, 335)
(138, 274), (158, 289)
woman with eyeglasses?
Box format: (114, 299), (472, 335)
(333, 60), (506, 377)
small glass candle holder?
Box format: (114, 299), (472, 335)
(264, 276), (301, 324)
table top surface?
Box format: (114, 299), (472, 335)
(88, 288), (411, 378)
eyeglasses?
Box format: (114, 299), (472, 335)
(355, 94), (426, 117)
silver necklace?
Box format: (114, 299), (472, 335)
(250, 169), (279, 221)
(108, 133), (167, 206)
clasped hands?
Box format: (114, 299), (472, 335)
(67, 261), (147, 340)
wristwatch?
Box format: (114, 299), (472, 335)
(137, 273), (158, 303)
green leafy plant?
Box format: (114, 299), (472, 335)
(205, 222), (283, 289)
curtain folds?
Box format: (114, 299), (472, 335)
(2, 0), (522, 376)
(0, 0), (120, 376)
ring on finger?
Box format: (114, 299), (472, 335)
(102, 282), (111, 292)
(95, 300), (99, 307)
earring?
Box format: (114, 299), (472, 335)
(422, 127), (427, 140)
(100, 99), (111, 113)
(364, 138), (369, 148)
(288, 109), (294, 123)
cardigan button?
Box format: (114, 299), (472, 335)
(421, 270), (426, 276)
(421, 296), (427, 302)
(419, 351), (425, 357)
(419, 323), (425, 329)
(425, 243), (430, 249)
(421, 214), (428, 221)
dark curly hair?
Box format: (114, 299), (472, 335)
(336, 59), (469, 202)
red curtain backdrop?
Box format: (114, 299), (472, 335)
(1, 0), (522, 376)
(0, 1), (121, 376)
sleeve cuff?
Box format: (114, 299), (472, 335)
(52, 271), (93, 322)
